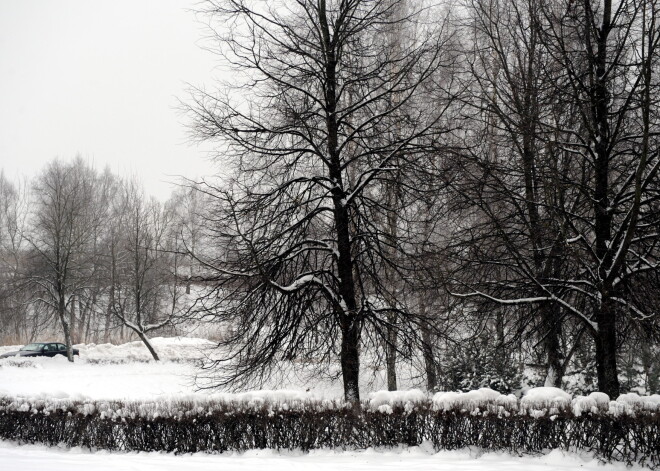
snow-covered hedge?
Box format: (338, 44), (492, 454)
(1, 387), (659, 421)
(0, 388), (658, 467)
(2, 387), (659, 421)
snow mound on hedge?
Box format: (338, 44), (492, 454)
(0, 389), (329, 420)
(1, 386), (658, 420)
(368, 389), (426, 413)
(522, 387), (572, 405)
(228, 390), (313, 408)
(432, 388), (516, 413)
(572, 392), (610, 416)
(609, 392), (660, 416)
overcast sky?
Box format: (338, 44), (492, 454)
(0, 0), (218, 200)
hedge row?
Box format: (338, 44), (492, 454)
(0, 402), (658, 468)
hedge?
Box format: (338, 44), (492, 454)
(0, 398), (657, 468)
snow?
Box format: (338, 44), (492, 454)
(643, 394), (660, 406)
(610, 392), (660, 416)
(571, 395), (598, 416)
(1, 337), (657, 416)
(572, 392), (611, 416)
(78, 337), (216, 362)
(0, 441), (635, 471)
(232, 389), (311, 404)
(520, 387), (572, 417)
(616, 392), (644, 406)
(432, 388), (513, 412)
(589, 392), (610, 407)
(0, 357), (200, 402)
(521, 387), (572, 405)
(0, 337), (657, 468)
(0, 338), (427, 402)
(368, 389), (426, 410)
(0, 337), (216, 362)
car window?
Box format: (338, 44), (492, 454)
(42, 344), (50, 351)
(20, 343), (42, 351)
(49, 344), (59, 352)
(58, 344), (66, 351)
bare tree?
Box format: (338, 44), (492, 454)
(0, 172), (30, 343)
(186, 0), (455, 401)
(446, 0), (575, 387)
(28, 158), (102, 361)
(450, 0), (660, 397)
(111, 180), (178, 360)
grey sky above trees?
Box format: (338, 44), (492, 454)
(0, 0), (216, 200)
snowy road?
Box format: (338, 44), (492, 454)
(0, 442), (633, 471)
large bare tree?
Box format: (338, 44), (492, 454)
(187, 0), (455, 401)
(450, 0), (660, 397)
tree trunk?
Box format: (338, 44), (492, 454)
(77, 295), (86, 343)
(84, 294), (94, 343)
(137, 331), (160, 361)
(320, 0), (361, 402)
(588, 0), (619, 399)
(104, 245), (116, 343)
(385, 312), (398, 391)
(340, 318), (360, 402)
(594, 298), (620, 397)
(69, 294), (76, 345)
(542, 303), (564, 388)
(58, 294), (74, 362)
(420, 295), (437, 392)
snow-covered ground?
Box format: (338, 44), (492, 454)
(0, 337), (217, 362)
(2, 337), (659, 411)
(0, 337), (352, 401)
(0, 337), (412, 401)
(0, 442), (633, 471)
(0, 338), (215, 401)
(1, 337), (656, 470)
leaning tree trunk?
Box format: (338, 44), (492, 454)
(136, 331), (160, 361)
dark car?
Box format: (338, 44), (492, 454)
(0, 342), (79, 359)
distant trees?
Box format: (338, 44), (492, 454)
(0, 159), (190, 360)
(110, 180), (181, 361)
(27, 158), (103, 361)
(0, 172), (29, 343)
(448, 0), (574, 389)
